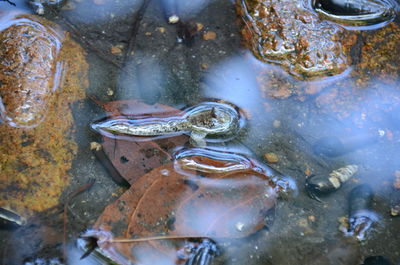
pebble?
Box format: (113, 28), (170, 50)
(203, 31), (217, 40)
(106, 88), (114, 96)
(157, 27), (166, 34)
(196, 23), (204, 31)
(201, 63), (209, 69)
(90, 142), (102, 151)
(111, 45), (123, 55)
(273, 120), (281, 128)
(264, 152), (279, 163)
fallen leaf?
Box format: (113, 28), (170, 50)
(87, 158), (279, 264)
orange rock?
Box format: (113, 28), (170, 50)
(0, 12), (87, 218)
(203, 31), (217, 40)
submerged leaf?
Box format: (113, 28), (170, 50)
(87, 159), (279, 264)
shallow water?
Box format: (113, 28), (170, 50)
(1, 0), (400, 264)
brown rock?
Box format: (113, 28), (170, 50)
(0, 12), (87, 218)
(203, 31), (217, 40)
(264, 152), (279, 163)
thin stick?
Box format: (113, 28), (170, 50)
(108, 235), (212, 243)
(63, 179), (96, 262)
(122, 0), (152, 67)
(0, 0), (16, 6)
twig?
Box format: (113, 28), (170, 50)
(0, 0), (16, 6)
(63, 179), (96, 262)
(108, 235), (211, 243)
(122, 0), (152, 67)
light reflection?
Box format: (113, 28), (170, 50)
(58, 0), (144, 24)
(160, 0), (214, 21)
(201, 55), (263, 114)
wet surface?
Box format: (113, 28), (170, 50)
(1, 0), (400, 264)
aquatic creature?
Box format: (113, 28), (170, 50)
(91, 101), (243, 146)
(312, 0), (397, 28)
(342, 184), (378, 240)
(306, 165), (358, 202)
(28, 0), (66, 15)
(362, 256), (392, 265)
(237, 0), (351, 79)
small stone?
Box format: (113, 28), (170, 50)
(203, 31), (217, 41)
(111, 45), (123, 55)
(90, 142), (102, 151)
(391, 206), (400, 216)
(157, 27), (166, 34)
(196, 23), (204, 31)
(298, 218), (308, 228)
(264, 152), (279, 163)
(145, 32), (152, 36)
(308, 215), (316, 222)
(235, 222), (245, 232)
(106, 88), (114, 96)
(272, 120), (281, 128)
(337, 216), (348, 228)
(201, 63), (209, 69)
(168, 15), (180, 24)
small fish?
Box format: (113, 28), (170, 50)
(306, 165), (358, 202)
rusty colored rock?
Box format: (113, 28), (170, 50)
(0, 12), (64, 128)
(0, 12), (87, 218)
(264, 152), (279, 163)
(237, 0), (351, 79)
(203, 31), (217, 40)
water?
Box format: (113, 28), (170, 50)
(1, 0), (400, 264)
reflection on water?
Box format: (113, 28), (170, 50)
(1, 0), (400, 264)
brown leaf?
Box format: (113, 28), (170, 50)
(89, 159), (278, 264)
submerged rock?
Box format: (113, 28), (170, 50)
(0, 12), (87, 220)
(237, 0), (352, 79)
(0, 12), (64, 128)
